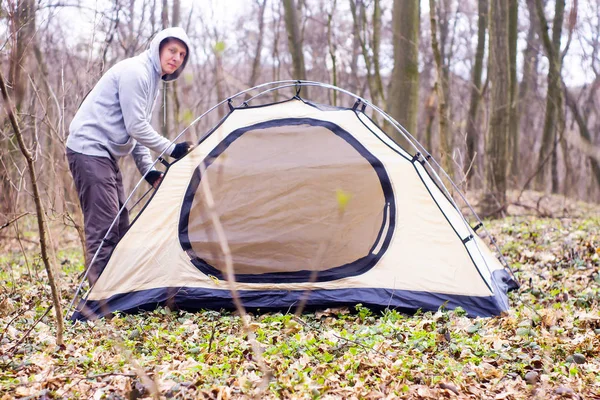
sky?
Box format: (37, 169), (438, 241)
(7, 0), (598, 88)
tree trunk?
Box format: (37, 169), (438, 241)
(482, 0), (510, 217)
(160, 0), (170, 137)
(0, 71), (64, 346)
(387, 0), (420, 145)
(161, 0), (169, 28)
(535, 0), (565, 193)
(172, 0), (180, 26)
(371, 0), (385, 105)
(465, 0), (487, 185)
(350, 0), (378, 105)
(516, 0), (540, 179)
(248, 0), (267, 90)
(508, 0), (519, 180)
(8, 0), (35, 112)
(327, 0), (338, 106)
(429, 0), (453, 178)
(272, 0), (282, 102)
(171, 0), (181, 134)
(565, 89), (600, 187)
(214, 40), (226, 120)
(283, 0), (308, 98)
(3, 0), (36, 215)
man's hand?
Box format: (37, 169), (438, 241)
(171, 141), (192, 159)
(145, 170), (164, 188)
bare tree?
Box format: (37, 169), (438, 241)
(249, 0), (267, 89)
(514, 0), (540, 180)
(508, 0), (519, 178)
(349, 0), (384, 105)
(327, 0), (338, 105)
(482, 0), (511, 217)
(170, 0), (182, 135)
(283, 0), (308, 89)
(464, 0), (487, 184)
(8, 0), (35, 111)
(160, 0), (170, 136)
(535, 0), (565, 192)
(271, 0), (283, 101)
(564, 87), (600, 187)
(429, 0), (453, 177)
(387, 0), (420, 143)
(2, 0), (36, 214)
(0, 71), (64, 346)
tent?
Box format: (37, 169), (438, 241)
(71, 81), (518, 320)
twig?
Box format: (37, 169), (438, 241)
(0, 212), (29, 231)
(477, 203), (508, 220)
(293, 239), (333, 317)
(0, 235), (38, 244)
(9, 371), (140, 394)
(13, 221), (33, 279)
(295, 192), (348, 316)
(76, 303), (160, 399)
(0, 304), (32, 343)
(207, 319), (218, 353)
(291, 315), (391, 361)
(455, 152), (477, 188)
(7, 305), (52, 355)
(517, 133), (563, 203)
(510, 201), (552, 217)
(86, 372), (138, 379)
(198, 161), (272, 394)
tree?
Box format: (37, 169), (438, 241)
(2, 0), (36, 214)
(248, 0), (268, 90)
(482, 0), (511, 216)
(535, 0), (565, 192)
(160, 0), (170, 137)
(508, 0), (519, 178)
(564, 88), (600, 188)
(171, 0), (182, 135)
(515, 0), (541, 179)
(464, 0), (487, 184)
(0, 71), (64, 346)
(327, 0), (338, 105)
(349, 0), (385, 106)
(428, 0), (453, 178)
(8, 0), (35, 111)
(387, 0), (420, 143)
(283, 0), (308, 95)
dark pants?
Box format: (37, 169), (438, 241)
(67, 149), (129, 285)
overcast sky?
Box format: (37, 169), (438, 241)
(7, 0), (598, 87)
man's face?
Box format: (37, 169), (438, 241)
(160, 39), (187, 76)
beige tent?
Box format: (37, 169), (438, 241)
(73, 87), (517, 320)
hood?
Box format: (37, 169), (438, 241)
(148, 27), (191, 82)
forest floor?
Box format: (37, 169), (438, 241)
(0, 191), (599, 399)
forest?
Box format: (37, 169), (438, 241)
(1, 0), (599, 398)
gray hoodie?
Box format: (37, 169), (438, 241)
(66, 27), (191, 175)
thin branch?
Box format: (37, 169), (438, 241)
(0, 304), (32, 343)
(0, 212), (29, 231)
(7, 305), (52, 355)
(197, 160), (272, 393)
(560, 0), (578, 62)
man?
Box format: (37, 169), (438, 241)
(66, 27), (192, 285)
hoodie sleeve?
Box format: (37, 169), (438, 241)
(131, 141), (154, 176)
(118, 68), (175, 155)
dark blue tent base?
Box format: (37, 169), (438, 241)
(72, 270), (515, 320)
